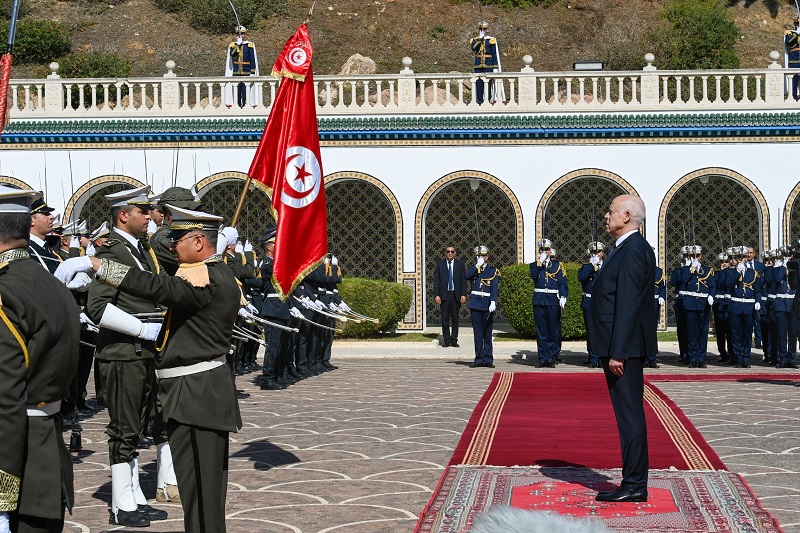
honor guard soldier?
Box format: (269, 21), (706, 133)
(785, 17), (800, 100)
(772, 247), (798, 368)
(470, 21), (502, 105)
(318, 254), (342, 371)
(56, 205), (245, 533)
(673, 245), (715, 367)
(0, 186), (80, 533)
(669, 246), (691, 362)
(578, 241), (604, 368)
(746, 246), (765, 348)
(713, 251), (734, 364)
(728, 246), (763, 368)
(530, 239), (567, 368)
(224, 25), (260, 108)
(761, 250), (776, 364)
(648, 254), (667, 368)
(466, 245), (500, 367)
(27, 197), (61, 274)
(84, 185), (170, 527)
(149, 187), (201, 276)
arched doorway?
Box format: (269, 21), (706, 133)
(325, 177), (399, 282)
(75, 182), (135, 230)
(423, 178), (518, 326)
(196, 175), (274, 243)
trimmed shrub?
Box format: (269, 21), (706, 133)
(336, 278), (413, 338)
(53, 50), (132, 78)
(0, 19), (71, 64)
(661, 0), (740, 70)
(499, 262), (586, 340)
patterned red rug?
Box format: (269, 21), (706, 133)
(416, 466), (782, 533)
(448, 372), (725, 470)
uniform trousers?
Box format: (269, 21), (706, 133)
(294, 311), (315, 372)
(582, 308), (599, 364)
(470, 309), (494, 365)
(262, 321), (284, 378)
(534, 304), (560, 363)
(753, 309), (762, 344)
(474, 67), (495, 105)
(713, 308), (731, 360)
(601, 356), (648, 489)
(730, 312), (754, 364)
(167, 420), (229, 533)
(439, 292), (461, 345)
(98, 358), (154, 463)
(775, 310), (797, 364)
(764, 307), (776, 362)
(647, 303), (661, 364)
(684, 309), (708, 363)
(675, 301), (687, 358)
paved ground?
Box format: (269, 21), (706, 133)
(64, 340), (800, 532)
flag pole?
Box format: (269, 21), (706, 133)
(0, 0), (23, 134)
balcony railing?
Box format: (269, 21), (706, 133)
(7, 52), (800, 119)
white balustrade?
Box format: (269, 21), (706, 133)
(5, 52), (800, 119)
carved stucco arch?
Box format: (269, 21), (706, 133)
(784, 181), (800, 245)
(324, 171), (404, 282)
(658, 168), (769, 266)
(64, 175), (146, 222)
(195, 171), (272, 198)
(535, 169), (639, 244)
(0, 176), (34, 190)
(410, 171), (524, 329)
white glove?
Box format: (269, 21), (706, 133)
(559, 296), (566, 309)
(147, 220), (158, 234)
(707, 296), (714, 305)
(236, 36), (243, 45)
(67, 272), (93, 292)
(691, 258), (701, 269)
(489, 301), (496, 313)
(478, 30), (485, 38)
(300, 297), (312, 309)
(290, 306), (303, 318)
(539, 252), (547, 263)
(85, 243), (96, 256)
(340, 302), (352, 313)
(139, 322), (162, 341)
(755, 302), (761, 311)
(70, 235), (80, 248)
(684, 258), (691, 267)
(589, 255), (600, 266)
(737, 262), (746, 273)
(244, 240), (253, 252)
(234, 242), (244, 254)
(313, 299), (325, 311)
(774, 259), (783, 268)
(54, 256), (94, 285)
(0, 511), (9, 533)
(324, 256), (330, 264)
(246, 302), (258, 315)
(476, 256), (484, 267)
(331, 256), (338, 266)
(329, 302), (339, 312)
(79, 312), (94, 325)
(658, 297), (665, 306)
(238, 307), (251, 318)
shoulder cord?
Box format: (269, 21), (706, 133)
(0, 292), (29, 372)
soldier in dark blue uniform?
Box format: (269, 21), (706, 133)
(669, 246), (691, 363)
(761, 250), (776, 365)
(469, 21), (500, 105)
(672, 245), (715, 367)
(772, 247), (798, 368)
(713, 251), (733, 364)
(728, 246), (763, 368)
(648, 256), (666, 368)
(578, 241), (604, 368)
(530, 239), (567, 368)
(785, 18), (800, 100)
(224, 25), (260, 108)
(465, 245), (500, 368)
(746, 246), (765, 349)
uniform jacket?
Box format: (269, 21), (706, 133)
(0, 249), (80, 518)
(530, 259), (567, 306)
(470, 35), (499, 70)
(588, 231), (658, 359)
(654, 267), (666, 304)
(465, 264), (500, 311)
(433, 258), (468, 299)
(672, 262), (715, 311)
(249, 256), (290, 319)
(87, 229), (161, 362)
(713, 267), (733, 313)
(578, 262), (601, 311)
(786, 30), (800, 66)
(727, 266), (762, 315)
(150, 224), (178, 275)
(27, 239), (61, 274)
(771, 265), (795, 313)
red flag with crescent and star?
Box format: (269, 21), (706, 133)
(248, 23), (327, 300)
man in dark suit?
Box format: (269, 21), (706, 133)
(589, 194), (657, 503)
(433, 245), (468, 347)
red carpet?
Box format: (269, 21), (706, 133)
(449, 372), (725, 471)
(647, 373), (800, 383)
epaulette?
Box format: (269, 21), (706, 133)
(489, 37), (496, 44)
(786, 30), (794, 35)
(102, 239), (121, 248)
(0, 261), (8, 274)
(246, 42), (254, 48)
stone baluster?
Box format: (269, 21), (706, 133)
(397, 57), (416, 110)
(765, 51), (784, 105)
(161, 60), (180, 111)
(518, 55), (536, 109)
(44, 62), (65, 114)
(640, 53), (659, 107)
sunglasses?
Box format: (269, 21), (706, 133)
(170, 232), (205, 246)
(445, 250), (455, 254)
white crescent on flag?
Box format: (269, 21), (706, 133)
(281, 145), (322, 208)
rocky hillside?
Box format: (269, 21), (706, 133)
(10, 0), (798, 79)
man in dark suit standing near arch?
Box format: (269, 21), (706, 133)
(433, 245), (468, 347)
(590, 194), (657, 503)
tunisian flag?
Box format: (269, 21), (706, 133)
(248, 24), (327, 299)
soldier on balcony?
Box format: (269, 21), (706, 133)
(785, 18), (800, 100)
(469, 21), (504, 105)
(224, 25), (260, 108)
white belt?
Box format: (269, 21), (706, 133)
(325, 290), (334, 294)
(266, 294), (282, 298)
(156, 355), (227, 380)
(714, 294), (725, 299)
(334, 289), (339, 293)
(583, 293), (592, 298)
(767, 294), (776, 299)
(679, 291), (709, 298)
(776, 293), (795, 299)
(27, 400), (61, 417)
(535, 288), (559, 294)
(731, 297), (755, 303)
(655, 294), (661, 299)
(471, 291), (491, 297)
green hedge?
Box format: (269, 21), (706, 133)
(498, 262), (586, 340)
(0, 19), (71, 64)
(336, 278), (413, 338)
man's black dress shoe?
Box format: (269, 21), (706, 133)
(589, 362), (600, 368)
(109, 509), (150, 527)
(451, 342), (460, 348)
(484, 363), (495, 368)
(536, 361), (548, 368)
(754, 341), (762, 349)
(646, 362), (659, 368)
(469, 362), (480, 368)
(138, 504), (168, 520)
(546, 361), (556, 368)
(322, 362), (338, 370)
(595, 485), (648, 502)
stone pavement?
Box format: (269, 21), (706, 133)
(64, 339), (800, 532)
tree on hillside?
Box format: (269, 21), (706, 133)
(662, 0), (740, 69)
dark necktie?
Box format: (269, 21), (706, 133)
(448, 261), (454, 291)
(605, 242), (618, 264)
(137, 240), (146, 258)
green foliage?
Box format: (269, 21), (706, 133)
(336, 278), (413, 338)
(661, 0), (740, 70)
(498, 262), (586, 340)
(46, 50), (132, 78)
(154, 0), (287, 34)
(451, 0), (558, 7)
(0, 19), (71, 64)
(429, 24), (448, 41)
(0, 0), (30, 19)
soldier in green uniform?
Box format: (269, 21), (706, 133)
(149, 187), (201, 276)
(84, 185), (168, 527)
(0, 186), (80, 533)
(56, 205), (243, 533)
